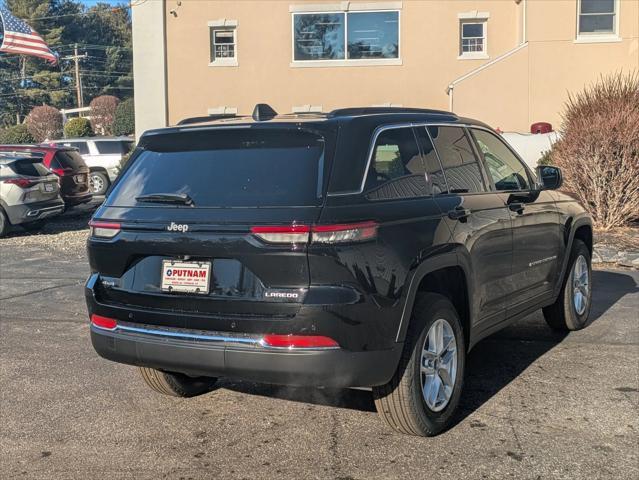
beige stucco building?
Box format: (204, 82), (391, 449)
(132, 0), (638, 136)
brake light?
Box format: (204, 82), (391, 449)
(89, 220), (121, 239)
(90, 314), (117, 330)
(261, 334), (339, 349)
(51, 167), (72, 176)
(312, 221), (378, 244)
(251, 225), (310, 244)
(251, 221), (378, 244)
(5, 178), (35, 188)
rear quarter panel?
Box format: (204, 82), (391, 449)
(310, 194), (451, 350)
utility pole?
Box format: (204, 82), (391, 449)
(62, 45), (88, 108)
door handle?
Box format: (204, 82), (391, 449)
(508, 202), (525, 214)
(448, 207), (471, 222)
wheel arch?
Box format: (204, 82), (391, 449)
(554, 216), (593, 298)
(395, 250), (473, 352)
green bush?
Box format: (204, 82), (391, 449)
(113, 98), (135, 136)
(64, 117), (93, 138)
(0, 124), (35, 144)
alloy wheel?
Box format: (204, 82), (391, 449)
(572, 254), (590, 316)
(421, 318), (458, 412)
(90, 174), (104, 194)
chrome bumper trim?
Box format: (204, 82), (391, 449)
(92, 322), (340, 351)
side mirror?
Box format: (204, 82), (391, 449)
(535, 165), (563, 190)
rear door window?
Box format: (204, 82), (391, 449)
(51, 151), (86, 170)
(59, 142), (90, 155)
(470, 129), (531, 191)
(95, 141), (128, 155)
(414, 127), (447, 195)
(364, 127), (430, 200)
(107, 129), (325, 207)
(428, 126), (486, 193)
(11, 160), (51, 177)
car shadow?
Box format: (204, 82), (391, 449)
(2, 200), (101, 238)
(223, 270), (637, 420)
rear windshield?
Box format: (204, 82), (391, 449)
(96, 141), (133, 155)
(11, 159), (51, 177)
(107, 129), (325, 208)
(51, 150), (86, 170)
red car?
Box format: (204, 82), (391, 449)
(0, 145), (93, 207)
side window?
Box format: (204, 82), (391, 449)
(471, 129), (530, 191)
(414, 127), (447, 195)
(62, 142), (89, 155)
(365, 127), (429, 200)
(428, 126), (486, 193)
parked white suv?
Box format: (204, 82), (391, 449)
(49, 137), (134, 195)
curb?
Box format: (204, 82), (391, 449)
(592, 243), (639, 269)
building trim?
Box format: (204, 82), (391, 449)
(207, 19), (238, 27)
(457, 10), (490, 20)
(207, 106), (238, 115)
(290, 58), (402, 68)
(289, 2), (402, 13)
(292, 104), (323, 113)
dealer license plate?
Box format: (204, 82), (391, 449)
(44, 183), (55, 192)
(161, 260), (211, 294)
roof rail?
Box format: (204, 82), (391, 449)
(327, 107), (454, 118)
(176, 114), (237, 126)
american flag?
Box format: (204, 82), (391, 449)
(0, 7), (57, 64)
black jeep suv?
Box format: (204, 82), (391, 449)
(86, 106), (593, 436)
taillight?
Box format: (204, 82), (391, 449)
(51, 168), (71, 176)
(251, 221), (378, 245)
(89, 220), (121, 239)
(5, 178), (35, 188)
(90, 314), (117, 330)
(312, 221), (378, 243)
(251, 225), (310, 244)
(261, 334), (339, 349)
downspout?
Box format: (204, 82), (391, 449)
(447, 0), (528, 112)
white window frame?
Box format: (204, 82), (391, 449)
(457, 11), (489, 60)
(290, 4), (402, 68)
(575, 0), (621, 43)
(207, 106), (238, 115)
(208, 19), (238, 67)
(292, 104), (323, 113)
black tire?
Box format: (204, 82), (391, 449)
(90, 171), (110, 195)
(0, 208), (8, 237)
(21, 220), (46, 232)
(543, 239), (592, 331)
(139, 367), (218, 398)
(373, 293), (466, 436)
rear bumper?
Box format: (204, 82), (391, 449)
(63, 191), (93, 206)
(90, 323), (401, 387)
(4, 199), (65, 225)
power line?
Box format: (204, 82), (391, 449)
(30, 6), (129, 21)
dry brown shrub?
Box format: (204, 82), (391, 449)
(89, 95), (120, 135)
(549, 71), (639, 230)
(26, 105), (63, 142)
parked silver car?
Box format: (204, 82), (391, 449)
(0, 153), (65, 237)
(48, 137), (134, 195)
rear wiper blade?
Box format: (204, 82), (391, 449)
(136, 193), (194, 206)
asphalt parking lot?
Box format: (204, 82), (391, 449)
(1, 211), (638, 479)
